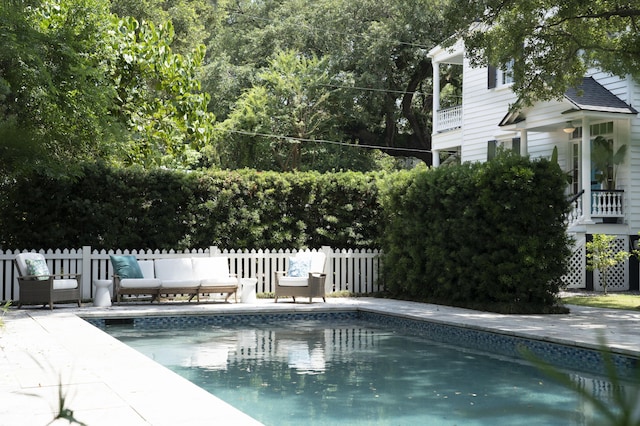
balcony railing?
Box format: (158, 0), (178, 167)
(591, 189), (624, 218)
(566, 189), (624, 227)
(436, 105), (462, 132)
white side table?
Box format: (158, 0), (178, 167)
(240, 278), (257, 303)
(93, 279), (112, 307)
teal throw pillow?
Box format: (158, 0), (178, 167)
(288, 257), (311, 278)
(25, 258), (50, 280)
(110, 255), (144, 279)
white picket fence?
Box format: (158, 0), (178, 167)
(0, 246), (383, 302)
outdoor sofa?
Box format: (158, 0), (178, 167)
(111, 255), (239, 304)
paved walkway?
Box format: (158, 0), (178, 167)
(1, 298), (639, 425)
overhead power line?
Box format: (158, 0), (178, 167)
(226, 129), (432, 154)
(318, 83), (424, 96)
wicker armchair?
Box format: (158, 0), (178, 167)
(14, 253), (81, 309)
(275, 251), (327, 303)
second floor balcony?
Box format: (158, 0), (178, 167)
(435, 105), (462, 133)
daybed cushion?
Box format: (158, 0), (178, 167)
(193, 257), (238, 287)
(155, 258), (198, 289)
(110, 255), (144, 279)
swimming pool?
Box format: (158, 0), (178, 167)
(98, 311), (631, 425)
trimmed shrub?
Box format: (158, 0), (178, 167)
(379, 152), (572, 313)
(0, 163), (383, 250)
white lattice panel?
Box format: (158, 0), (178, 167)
(593, 236), (629, 291)
(562, 235), (586, 289)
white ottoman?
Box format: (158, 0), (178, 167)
(93, 279), (112, 307)
(240, 278), (257, 303)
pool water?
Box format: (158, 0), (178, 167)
(106, 318), (612, 425)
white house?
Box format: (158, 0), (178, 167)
(428, 40), (640, 292)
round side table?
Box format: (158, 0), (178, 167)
(240, 278), (257, 303)
(93, 279), (112, 307)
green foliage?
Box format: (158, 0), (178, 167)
(109, 0), (214, 55)
(380, 152), (572, 313)
(592, 136), (627, 190)
(0, 0), (122, 179)
(203, 0), (450, 165)
(445, 1), (640, 106)
(213, 50), (380, 172)
(105, 17), (215, 169)
(0, 0), (216, 178)
(1, 164), (383, 250)
(586, 234), (631, 295)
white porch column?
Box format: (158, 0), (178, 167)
(432, 149), (440, 167)
(519, 129), (528, 156)
(581, 118), (593, 223)
(432, 61), (440, 133)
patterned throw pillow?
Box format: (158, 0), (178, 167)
(110, 255), (144, 279)
(25, 258), (50, 280)
(288, 257), (311, 278)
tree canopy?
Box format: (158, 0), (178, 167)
(203, 0), (450, 167)
(445, 0), (640, 106)
(0, 0), (215, 179)
(6, 0), (636, 176)
(0, 0), (120, 178)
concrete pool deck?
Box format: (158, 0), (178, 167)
(1, 297), (639, 425)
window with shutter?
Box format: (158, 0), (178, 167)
(487, 140), (497, 160)
(511, 137), (520, 155)
(487, 65), (497, 89)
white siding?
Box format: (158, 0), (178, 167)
(460, 58), (517, 163)
(626, 76), (640, 233)
(432, 128), (463, 151)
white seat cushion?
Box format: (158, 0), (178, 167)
(117, 260), (160, 288)
(119, 278), (161, 289)
(160, 280), (199, 289)
(53, 279), (78, 290)
(154, 258), (195, 281)
(278, 276), (309, 287)
(200, 278), (238, 287)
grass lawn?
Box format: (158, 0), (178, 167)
(562, 293), (640, 311)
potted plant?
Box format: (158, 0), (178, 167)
(591, 135), (626, 190)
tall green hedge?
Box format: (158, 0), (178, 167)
(379, 152), (571, 313)
(1, 155), (572, 312)
(0, 163), (383, 250)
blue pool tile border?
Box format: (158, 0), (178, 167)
(85, 310), (638, 377)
